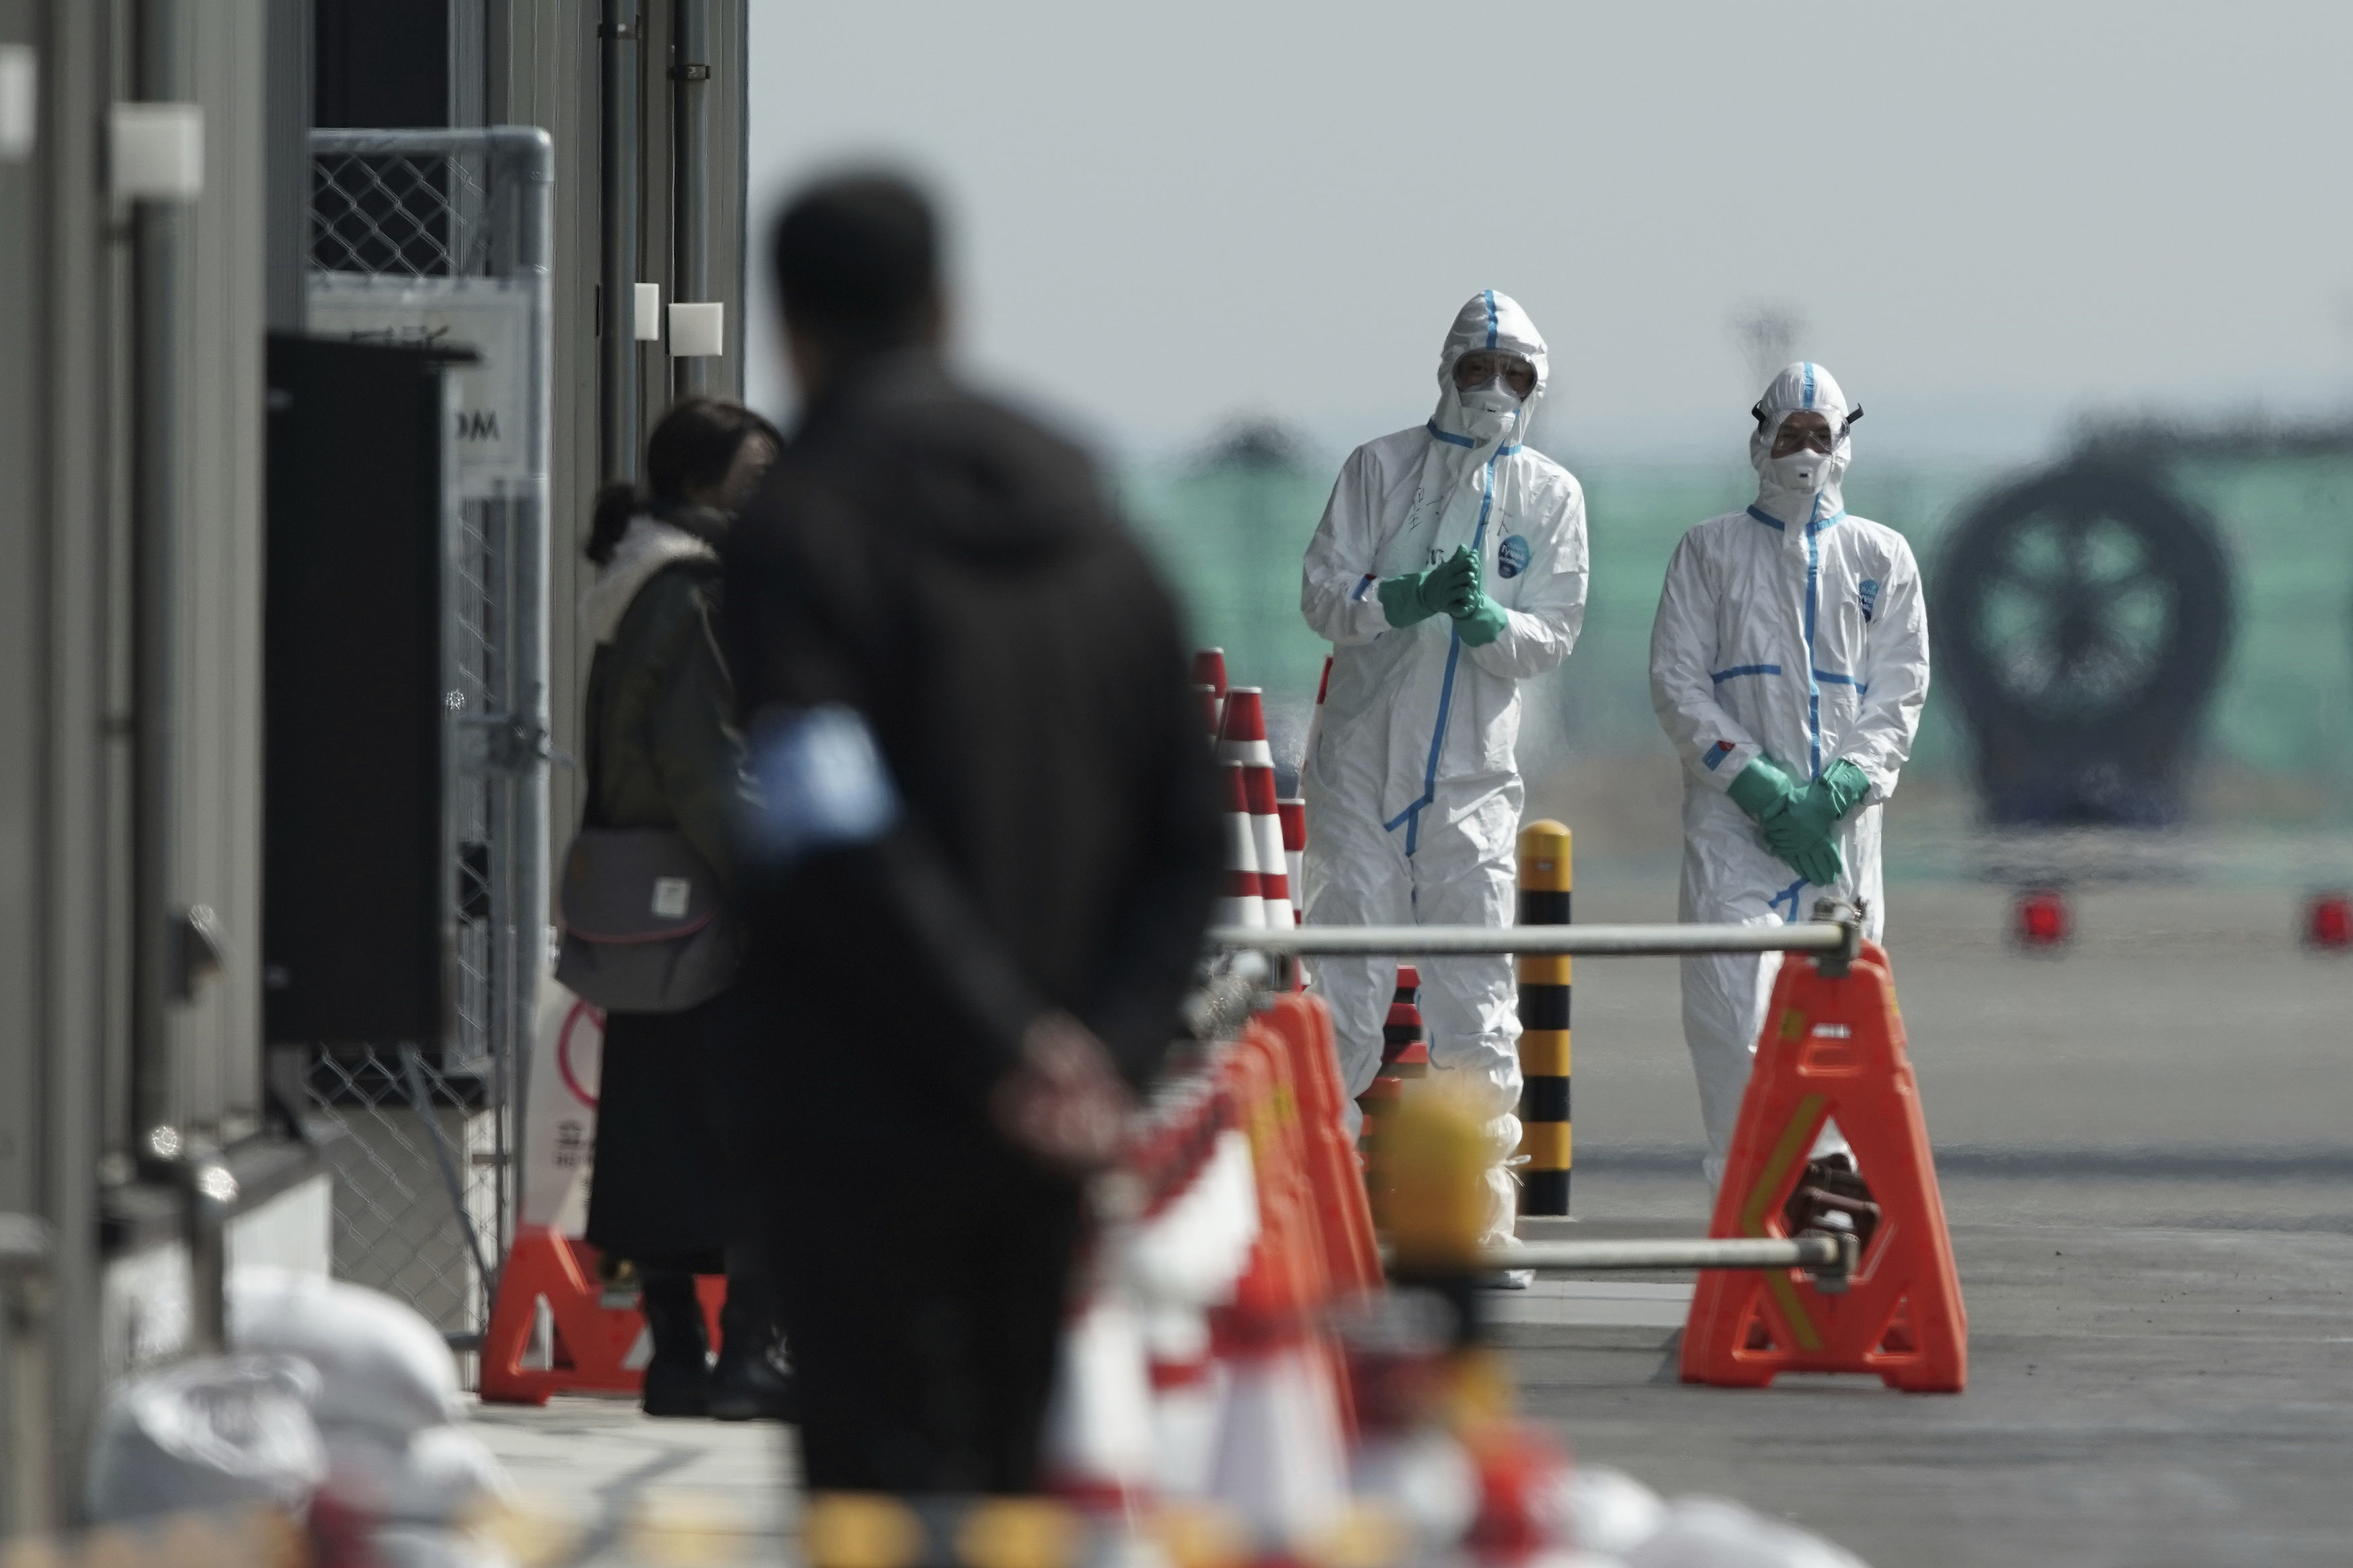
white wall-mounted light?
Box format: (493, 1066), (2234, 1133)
(0, 46), (36, 163)
(668, 302), (724, 358)
(634, 282), (662, 341)
(110, 102), (205, 199)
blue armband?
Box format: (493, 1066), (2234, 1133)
(742, 703), (900, 866)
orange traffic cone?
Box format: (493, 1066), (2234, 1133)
(1206, 1032), (1350, 1544)
(1041, 1282), (1157, 1514)
(1277, 798), (1307, 927)
(1360, 967), (1430, 1172)
(1129, 1118), (1257, 1501)
(1218, 688), (1293, 929)
(1385, 967), (1431, 1081)
(1195, 684), (1224, 743)
(1298, 653), (1332, 796)
(1679, 942), (1968, 1392)
(1192, 649), (1228, 740)
(1214, 763), (1267, 930)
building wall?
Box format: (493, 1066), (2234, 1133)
(175, 0), (271, 1143)
(2, 0), (120, 1527)
(0, 0), (47, 1220)
(0, 0), (278, 1522)
(494, 0), (748, 888)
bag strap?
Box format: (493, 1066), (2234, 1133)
(580, 647), (612, 831)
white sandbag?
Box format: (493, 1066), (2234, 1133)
(321, 1425), (515, 1524)
(406, 1428), (516, 1514)
(1565, 1467), (1668, 1556)
(85, 1356), (326, 1522)
(370, 1524), (518, 1568)
(230, 1267), (463, 1437)
(1627, 1497), (1872, 1568)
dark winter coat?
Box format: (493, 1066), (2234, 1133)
(578, 507), (757, 1264)
(577, 507), (754, 882)
(721, 352), (1222, 1175)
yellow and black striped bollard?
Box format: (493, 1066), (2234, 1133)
(1516, 820), (1572, 1214)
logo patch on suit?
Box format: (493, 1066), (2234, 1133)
(1858, 578), (1880, 622)
(1497, 534), (1531, 579)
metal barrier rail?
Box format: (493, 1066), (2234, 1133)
(1482, 1233), (1858, 1287)
(1209, 916), (1857, 960)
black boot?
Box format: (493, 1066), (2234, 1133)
(708, 1247), (797, 1423)
(637, 1269), (712, 1418)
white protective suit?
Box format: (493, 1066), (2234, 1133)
(1648, 363), (1930, 1184)
(1300, 292), (1590, 1243)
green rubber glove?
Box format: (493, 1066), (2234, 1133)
(1437, 545), (1482, 616)
(1454, 592), (1509, 646)
(1377, 547), (1480, 629)
(1726, 756), (1801, 825)
(1377, 572), (1439, 628)
(1788, 834), (1845, 889)
(1763, 760), (1871, 858)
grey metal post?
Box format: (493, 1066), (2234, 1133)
(600, 1), (641, 481)
(0, 1215), (54, 1537)
(497, 126), (554, 1274)
(130, 0), (184, 1154)
(179, 1154), (235, 1354)
(672, 0), (710, 401)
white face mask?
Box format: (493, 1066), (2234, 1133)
(1767, 445), (1834, 493)
(1456, 375), (1523, 441)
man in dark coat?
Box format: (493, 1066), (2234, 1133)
(721, 173), (1220, 1495)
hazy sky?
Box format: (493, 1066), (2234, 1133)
(743, 2), (2353, 465)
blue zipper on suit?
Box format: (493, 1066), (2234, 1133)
(1385, 433), (1513, 856)
(1804, 490), (1823, 778)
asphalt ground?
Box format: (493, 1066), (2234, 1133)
(467, 878), (2353, 1565)
(1510, 876), (2353, 1565)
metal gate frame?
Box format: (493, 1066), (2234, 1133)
(303, 128), (552, 1335)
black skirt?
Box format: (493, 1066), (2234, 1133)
(583, 983), (757, 1269)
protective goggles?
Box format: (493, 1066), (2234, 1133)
(1757, 405), (1864, 454)
(1453, 352), (1538, 398)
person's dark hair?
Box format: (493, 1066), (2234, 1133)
(585, 398), (781, 565)
(770, 172), (940, 359)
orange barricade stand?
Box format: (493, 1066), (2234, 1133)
(1679, 942), (1967, 1393)
(1215, 1031), (1329, 1342)
(479, 1226), (724, 1405)
(1251, 995), (1384, 1299)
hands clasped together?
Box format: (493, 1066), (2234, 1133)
(1376, 544), (1511, 647)
(1725, 755), (1871, 888)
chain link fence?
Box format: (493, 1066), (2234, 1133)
(303, 130), (553, 1340)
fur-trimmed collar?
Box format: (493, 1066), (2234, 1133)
(580, 515), (719, 645)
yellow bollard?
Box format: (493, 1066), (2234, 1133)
(1516, 821), (1571, 1215)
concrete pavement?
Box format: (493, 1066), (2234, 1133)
(461, 879), (2353, 1564)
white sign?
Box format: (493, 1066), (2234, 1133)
(0, 45), (36, 163)
(522, 976), (601, 1235)
(307, 272), (533, 495)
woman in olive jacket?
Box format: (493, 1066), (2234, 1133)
(577, 397), (787, 1419)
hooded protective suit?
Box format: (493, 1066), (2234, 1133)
(1648, 363), (1930, 1184)
(1300, 292), (1589, 1243)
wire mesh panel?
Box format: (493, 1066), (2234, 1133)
(303, 130), (552, 1339)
